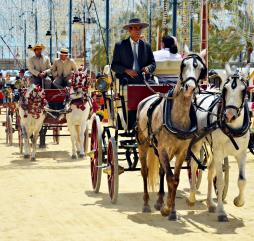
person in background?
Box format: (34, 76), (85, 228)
(0, 72), (5, 89)
(51, 48), (77, 89)
(92, 93), (99, 113)
(153, 35), (182, 61)
(27, 43), (52, 88)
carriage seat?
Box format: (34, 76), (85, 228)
(154, 60), (181, 84)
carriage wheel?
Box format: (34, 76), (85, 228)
(187, 145), (207, 190)
(213, 157), (229, 201)
(16, 113), (23, 154)
(90, 115), (103, 193)
(248, 132), (254, 155)
(107, 137), (119, 204)
(6, 108), (13, 145)
(84, 122), (90, 154)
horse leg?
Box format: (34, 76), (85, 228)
(207, 158), (216, 212)
(159, 151), (174, 217)
(75, 125), (81, 156)
(154, 166), (165, 210)
(22, 126), (30, 158)
(139, 144), (151, 213)
(233, 152), (247, 207)
(214, 152), (228, 222)
(78, 122), (86, 158)
(187, 158), (198, 206)
(69, 125), (77, 159)
(167, 154), (185, 221)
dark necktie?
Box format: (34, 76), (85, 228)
(133, 42), (140, 72)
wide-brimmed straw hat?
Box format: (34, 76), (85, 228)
(32, 43), (46, 51)
(57, 48), (69, 56)
(123, 18), (149, 30)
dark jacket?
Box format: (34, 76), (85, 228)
(111, 38), (156, 84)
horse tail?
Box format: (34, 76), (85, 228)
(147, 147), (160, 192)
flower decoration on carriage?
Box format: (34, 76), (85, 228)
(71, 70), (89, 92)
(20, 85), (47, 119)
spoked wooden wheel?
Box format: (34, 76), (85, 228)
(84, 122), (90, 155)
(17, 113), (23, 154)
(90, 115), (103, 193)
(6, 108), (13, 145)
(187, 145), (208, 190)
(107, 137), (119, 204)
(213, 157), (229, 201)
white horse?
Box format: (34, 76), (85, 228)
(64, 71), (91, 159)
(188, 64), (250, 222)
(19, 85), (47, 161)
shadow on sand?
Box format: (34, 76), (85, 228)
(83, 190), (244, 234)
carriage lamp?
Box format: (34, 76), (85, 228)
(45, 30), (52, 39)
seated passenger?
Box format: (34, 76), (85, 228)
(51, 48), (77, 89)
(153, 35), (182, 61)
(0, 72), (5, 89)
(153, 36), (182, 84)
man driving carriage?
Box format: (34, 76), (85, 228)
(27, 43), (52, 89)
(111, 18), (156, 85)
(51, 48), (77, 89)
(110, 18), (156, 130)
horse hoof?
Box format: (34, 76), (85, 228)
(71, 155), (77, 160)
(218, 215), (229, 222)
(79, 154), (85, 159)
(208, 206), (216, 213)
(233, 197), (244, 207)
(186, 198), (195, 207)
(31, 157), (36, 162)
(168, 211), (177, 221)
(142, 205), (151, 213)
(154, 202), (163, 211)
(160, 206), (171, 217)
(24, 154), (30, 159)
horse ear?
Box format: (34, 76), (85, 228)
(225, 63), (232, 77)
(184, 45), (190, 56)
(200, 48), (207, 59)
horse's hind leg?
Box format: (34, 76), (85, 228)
(154, 166), (165, 210)
(139, 144), (151, 213)
(234, 152), (247, 207)
(207, 158), (216, 212)
(78, 124), (85, 158)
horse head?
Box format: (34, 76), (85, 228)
(222, 63), (250, 123)
(179, 46), (207, 97)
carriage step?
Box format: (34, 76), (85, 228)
(87, 149), (96, 158)
(103, 165), (125, 175)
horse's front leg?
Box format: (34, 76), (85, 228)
(167, 153), (185, 221)
(154, 166), (165, 210)
(187, 158), (198, 206)
(214, 152), (228, 222)
(207, 158), (217, 212)
(68, 125), (77, 159)
(78, 124), (85, 158)
(22, 126), (30, 159)
(233, 152), (247, 207)
(158, 150), (174, 218)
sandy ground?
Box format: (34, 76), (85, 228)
(0, 114), (254, 241)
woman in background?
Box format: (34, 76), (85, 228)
(153, 35), (182, 61)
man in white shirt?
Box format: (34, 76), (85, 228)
(51, 48), (77, 89)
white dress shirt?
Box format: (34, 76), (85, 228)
(130, 38), (139, 70)
(153, 48), (182, 61)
